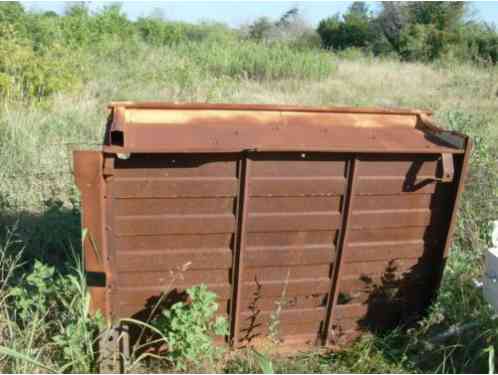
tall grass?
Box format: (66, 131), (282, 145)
(0, 34), (497, 373)
(0, 228), (102, 373)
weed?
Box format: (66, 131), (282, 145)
(268, 270), (290, 344)
(252, 350), (275, 374)
(153, 284), (228, 370)
(0, 236), (102, 373)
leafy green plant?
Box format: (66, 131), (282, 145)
(152, 284), (228, 370)
(0, 24), (83, 101)
(252, 350), (275, 374)
(9, 261), (57, 323)
(4, 244), (103, 373)
(51, 247), (104, 372)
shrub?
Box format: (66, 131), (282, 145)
(317, 2), (378, 51)
(0, 25), (83, 101)
(152, 285), (228, 371)
(135, 17), (186, 46)
(248, 17), (274, 41)
(94, 4), (134, 40)
(461, 23), (498, 64)
(4, 254), (103, 373)
(290, 30), (322, 50)
(0, 2), (28, 38)
(184, 21), (238, 44)
(245, 8), (319, 49)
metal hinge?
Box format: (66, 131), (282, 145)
(433, 153), (455, 183)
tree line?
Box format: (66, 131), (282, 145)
(317, 2), (498, 63)
(1, 1), (497, 63)
(0, 1), (497, 101)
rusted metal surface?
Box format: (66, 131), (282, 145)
(323, 157), (359, 345)
(231, 156), (250, 346)
(103, 102), (463, 155)
(74, 102), (471, 349)
(74, 151), (109, 316)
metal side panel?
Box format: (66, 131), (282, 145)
(104, 153), (239, 336)
(232, 153), (348, 346)
(327, 152), (469, 344)
(76, 147), (470, 347)
(74, 150), (110, 319)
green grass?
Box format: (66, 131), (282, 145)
(0, 37), (497, 373)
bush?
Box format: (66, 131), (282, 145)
(245, 8), (319, 49)
(0, 25), (83, 101)
(247, 17), (273, 41)
(152, 285), (228, 371)
(290, 30), (322, 50)
(136, 17), (186, 46)
(461, 23), (498, 64)
(183, 21), (238, 44)
(317, 2), (378, 51)
(93, 4), (133, 40)
(4, 257), (103, 373)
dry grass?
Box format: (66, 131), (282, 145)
(1, 49), (496, 213)
(0, 40), (497, 373)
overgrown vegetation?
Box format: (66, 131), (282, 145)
(0, 236), (103, 373)
(0, 1), (497, 373)
(318, 2), (498, 63)
(151, 285), (228, 371)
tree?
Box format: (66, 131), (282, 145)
(248, 17), (273, 41)
(0, 1), (24, 23)
(42, 11), (58, 18)
(377, 2), (409, 52)
(64, 2), (89, 18)
(0, 2), (27, 36)
(407, 2), (466, 31)
(276, 7), (299, 28)
(317, 2), (376, 50)
(398, 2), (467, 61)
(94, 3), (131, 38)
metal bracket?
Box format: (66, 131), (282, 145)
(433, 153), (454, 183)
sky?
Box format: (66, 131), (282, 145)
(22, 1), (498, 27)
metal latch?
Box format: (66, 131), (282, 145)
(433, 153), (454, 183)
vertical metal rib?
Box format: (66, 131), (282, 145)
(322, 156), (359, 345)
(230, 155), (251, 346)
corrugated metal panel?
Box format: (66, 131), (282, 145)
(232, 154), (346, 345)
(328, 154), (463, 342)
(106, 154), (238, 323)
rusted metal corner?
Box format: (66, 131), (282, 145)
(104, 105), (126, 147)
(417, 113), (467, 149)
